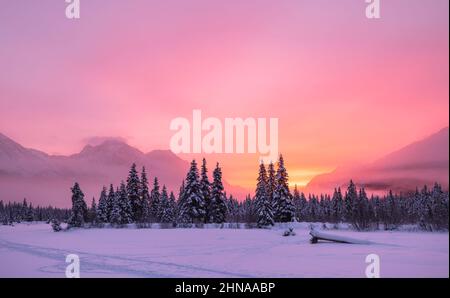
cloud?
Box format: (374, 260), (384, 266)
(82, 136), (128, 147)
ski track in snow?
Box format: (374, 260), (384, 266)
(0, 239), (253, 278)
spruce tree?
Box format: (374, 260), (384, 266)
(273, 155), (295, 222)
(178, 160), (206, 223)
(140, 167), (151, 223)
(118, 182), (133, 224)
(150, 177), (161, 222)
(23, 199), (34, 222)
(106, 184), (115, 222)
(200, 158), (212, 223)
(430, 183), (449, 230)
(255, 162), (274, 227)
(168, 191), (177, 224)
(331, 188), (344, 224)
(109, 187), (122, 225)
(159, 186), (175, 223)
(68, 182), (88, 228)
(89, 197), (97, 223)
(210, 163), (228, 223)
(126, 163), (141, 222)
(293, 185), (306, 222)
(97, 186), (109, 223)
(385, 190), (400, 230)
(344, 180), (358, 224)
(177, 180), (189, 224)
(267, 162), (276, 203)
(354, 188), (371, 230)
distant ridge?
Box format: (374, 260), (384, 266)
(305, 127), (449, 194)
(0, 134), (247, 207)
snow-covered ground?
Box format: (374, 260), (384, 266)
(0, 223), (448, 278)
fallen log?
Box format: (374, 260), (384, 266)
(309, 230), (371, 244)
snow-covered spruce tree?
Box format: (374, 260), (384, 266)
(416, 185), (432, 230)
(140, 167), (151, 223)
(159, 186), (175, 224)
(106, 184), (115, 222)
(344, 180), (358, 225)
(126, 163), (142, 222)
(384, 190), (400, 230)
(272, 155), (295, 222)
(24, 201), (34, 222)
(267, 162), (276, 203)
(97, 186), (109, 223)
(168, 191), (177, 224)
(118, 182), (133, 224)
(176, 180), (190, 224)
(21, 199), (33, 222)
(178, 160), (206, 224)
(68, 182), (88, 228)
(254, 162), (274, 227)
(200, 158), (212, 223)
(411, 188), (421, 222)
(307, 195), (320, 222)
(226, 194), (240, 222)
(242, 195), (256, 223)
(109, 187), (122, 225)
(330, 188), (344, 224)
(371, 195), (383, 230)
(353, 188), (371, 230)
(297, 192), (308, 221)
(430, 183), (449, 230)
(209, 163), (228, 224)
(150, 177), (161, 222)
(88, 197), (97, 224)
(293, 185), (307, 222)
(320, 195), (331, 223)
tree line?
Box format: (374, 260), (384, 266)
(0, 199), (70, 225)
(67, 159), (229, 228)
(1, 155), (448, 231)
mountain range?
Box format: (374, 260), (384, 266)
(0, 134), (246, 207)
(305, 127), (449, 194)
(0, 127), (448, 207)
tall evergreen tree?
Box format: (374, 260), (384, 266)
(330, 188), (344, 224)
(273, 155), (295, 222)
(178, 160), (206, 223)
(353, 188), (371, 230)
(150, 177), (161, 222)
(200, 158), (212, 223)
(106, 184), (115, 222)
(89, 197), (97, 223)
(140, 167), (151, 223)
(126, 163), (141, 222)
(267, 162), (276, 203)
(293, 185), (308, 222)
(159, 186), (174, 223)
(255, 162), (274, 227)
(97, 186), (109, 223)
(68, 182), (88, 227)
(168, 191), (178, 224)
(109, 187), (122, 225)
(176, 180), (187, 223)
(384, 190), (400, 230)
(430, 183), (449, 230)
(118, 182), (133, 224)
(344, 180), (358, 225)
(210, 163), (228, 223)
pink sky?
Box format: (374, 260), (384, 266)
(0, 0), (448, 189)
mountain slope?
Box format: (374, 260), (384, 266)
(306, 127), (449, 194)
(0, 134), (246, 207)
